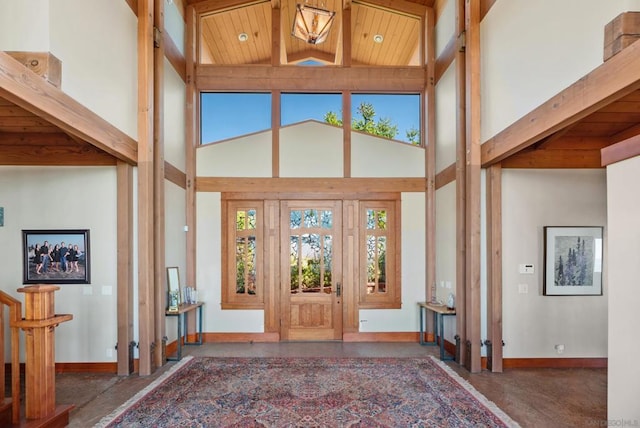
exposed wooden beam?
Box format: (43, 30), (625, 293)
(196, 177), (425, 193)
(190, 0), (260, 14)
(486, 163), (503, 373)
(434, 0), (446, 23)
(185, 5), (198, 290)
(601, 134), (640, 166)
(481, 40), (640, 167)
(0, 52), (137, 164)
(164, 160), (187, 188)
(435, 162), (456, 189)
(425, 6), (436, 306)
(116, 161), (134, 376)
(480, 0), (496, 19)
(153, 0), (167, 370)
(502, 148), (603, 168)
(137, 0), (156, 377)
(464, 0), (482, 374)
(163, 29), (186, 82)
(196, 65), (426, 91)
(434, 33), (456, 84)
(454, 0), (467, 368)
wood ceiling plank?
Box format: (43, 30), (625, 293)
(566, 122), (634, 137)
(598, 101), (640, 113)
(536, 136), (611, 150)
(501, 148), (602, 168)
(0, 52), (137, 164)
(481, 41), (640, 167)
(610, 122), (640, 143)
(358, 0), (426, 17)
(581, 111), (640, 123)
(0, 134), (117, 166)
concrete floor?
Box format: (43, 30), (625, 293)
(54, 343), (606, 427)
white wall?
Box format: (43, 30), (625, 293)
(0, 0), (50, 51)
(196, 122), (427, 334)
(481, 0), (640, 141)
(0, 166), (118, 362)
(164, 57), (186, 169)
(49, 0), (138, 139)
(502, 169), (607, 358)
(198, 131), (273, 177)
(352, 132), (425, 177)
(281, 122), (343, 177)
(606, 155), (640, 422)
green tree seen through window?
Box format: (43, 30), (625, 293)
(324, 102), (419, 145)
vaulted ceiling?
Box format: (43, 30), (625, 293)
(198, 0), (424, 66)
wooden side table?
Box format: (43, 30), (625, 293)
(418, 302), (456, 361)
(165, 302), (204, 361)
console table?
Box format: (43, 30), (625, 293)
(165, 302), (204, 361)
(418, 302), (456, 361)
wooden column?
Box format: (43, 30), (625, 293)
(15, 285), (72, 421)
(185, 6), (197, 290)
(464, 0), (482, 373)
(153, 0), (167, 370)
(486, 163), (503, 372)
(138, 0), (156, 376)
(425, 7), (436, 307)
(454, 0), (467, 367)
(117, 161), (134, 375)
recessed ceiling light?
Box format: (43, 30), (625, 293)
(373, 34), (384, 43)
(238, 33), (249, 42)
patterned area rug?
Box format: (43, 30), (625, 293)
(96, 356), (519, 427)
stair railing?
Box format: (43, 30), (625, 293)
(0, 291), (22, 425)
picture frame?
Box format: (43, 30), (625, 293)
(22, 229), (90, 284)
(543, 226), (603, 296)
(166, 266), (182, 312)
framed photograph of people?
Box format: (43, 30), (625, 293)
(543, 226), (603, 296)
(22, 229), (91, 284)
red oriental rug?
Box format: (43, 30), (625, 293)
(96, 356), (520, 427)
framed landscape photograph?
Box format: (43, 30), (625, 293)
(22, 229), (91, 284)
(543, 226), (603, 296)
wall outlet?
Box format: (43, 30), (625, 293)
(445, 281), (452, 289)
(518, 283), (528, 294)
(106, 348), (113, 358)
(554, 344), (565, 354)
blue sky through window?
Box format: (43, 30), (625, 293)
(201, 92), (420, 144)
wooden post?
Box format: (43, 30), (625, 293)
(15, 285), (72, 421)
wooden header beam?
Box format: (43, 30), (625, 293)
(196, 177), (425, 193)
(196, 65), (426, 91)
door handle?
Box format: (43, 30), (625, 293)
(336, 282), (341, 297)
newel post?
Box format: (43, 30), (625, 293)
(15, 285), (72, 420)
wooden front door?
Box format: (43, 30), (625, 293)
(280, 201), (343, 341)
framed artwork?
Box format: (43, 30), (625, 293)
(22, 229), (91, 284)
(543, 226), (603, 296)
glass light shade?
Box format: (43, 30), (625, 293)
(291, 4), (336, 45)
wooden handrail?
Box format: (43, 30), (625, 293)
(0, 290), (22, 424)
